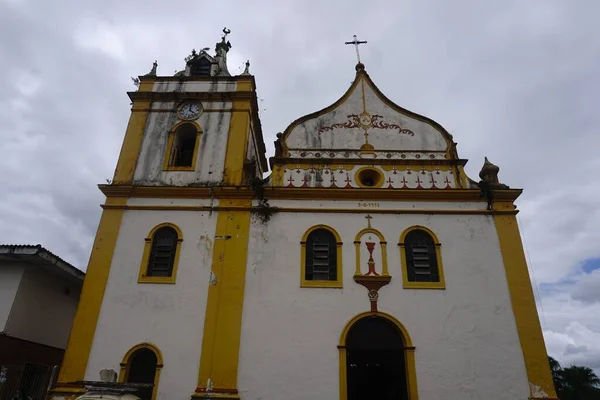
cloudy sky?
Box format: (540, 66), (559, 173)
(1, 0), (599, 373)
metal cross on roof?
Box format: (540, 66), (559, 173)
(345, 34), (367, 63)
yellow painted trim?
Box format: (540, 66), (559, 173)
(494, 215), (558, 398)
(300, 224), (343, 288)
(271, 165), (285, 187)
(137, 223), (184, 284)
(236, 78), (254, 92)
(54, 197), (127, 387)
(101, 203), (518, 216)
(99, 184), (523, 203)
(118, 342), (163, 400)
(194, 199), (252, 399)
(354, 227), (389, 276)
(113, 101), (150, 184)
(399, 225), (446, 290)
(162, 121), (202, 171)
(222, 82), (253, 185)
(354, 166), (384, 188)
(338, 312), (418, 400)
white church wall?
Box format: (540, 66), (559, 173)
(284, 76), (448, 155)
(153, 80), (237, 93)
(133, 101), (232, 186)
(238, 202), (530, 399)
(86, 206), (217, 399)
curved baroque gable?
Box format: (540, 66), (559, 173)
(282, 66), (454, 159)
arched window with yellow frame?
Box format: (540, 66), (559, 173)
(138, 223), (183, 284)
(162, 121), (202, 171)
(118, 342), (163, 400)
(301, 225), (343, 288)
(398, 226), (445, 289)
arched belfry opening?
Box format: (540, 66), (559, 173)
(340, 313), (416, 400)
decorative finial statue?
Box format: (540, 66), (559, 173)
(478, 157), (509, 210)
(185, 49), (197, 63)
(241, 60), (251, 75)
(144, 60), (158, 77)
(478, 157), (507, 188)
(131, 76), (140, 89)
(274, 133), (283, 157)
(215, 27), (232, 77)
(216, 27), (232, 55)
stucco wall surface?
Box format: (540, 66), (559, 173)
(238, 204), (529, 399)
(133, 101), (232, 186)
(86, 207), (217, 399)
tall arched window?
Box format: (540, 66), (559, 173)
(148, 227), (177, 276)
(138, 223), (183, 284)
(301, 225), (343, 288)
(399, 226), (445, 289)
(163, 122), (201, 171)
(119, 343), (163, 400)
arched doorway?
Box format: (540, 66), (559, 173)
(339, 313), (418, 400)
(119, 343), (163, 400)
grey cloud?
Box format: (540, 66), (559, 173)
(1, 0), (600, 371)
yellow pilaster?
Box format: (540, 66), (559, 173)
(223, 79), (253, 186)
(193, 199), (252, 399)
(50, 197), (127, 398)
(494, 212), (558, 399)
(112, 97), (150, 184)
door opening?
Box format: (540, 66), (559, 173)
(345, 316), (408, 400)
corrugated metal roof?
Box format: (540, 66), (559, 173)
(0, 244), (84, 281)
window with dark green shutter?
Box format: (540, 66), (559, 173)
(305, 229), (337, 281)
(147, 227), (178, 277)
(405, 229), (439, 282)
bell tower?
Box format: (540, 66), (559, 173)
(50, 30), (267, 400)
(112, 29), (267, 188)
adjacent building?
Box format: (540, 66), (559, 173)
(0, 244), (84, 398)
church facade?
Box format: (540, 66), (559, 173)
(50, 33), (557, 400)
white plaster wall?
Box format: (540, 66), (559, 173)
(133, 101), (232, 186)
(153, 81), (237, 93)
(285, 76), (448, 152)
(238, 202), (530, 399)
(4, 266), (81, 348)
(0, 263), (24, 331)
(282, 163), (458, 189)
(86, 207), (217, 400)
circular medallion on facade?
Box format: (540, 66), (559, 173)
(330, 152), (335, 157)
(368, 290), (379, 301)
(401, 154), (406, 159)
(344, 152), (350, 158)
(415, 154), (421, 159)
(359, 112), (372, 127)
(177, 102), (202, 120)
(386, 153), (392, 158)
(315, 153), (321, 158)
(300, 152), (306, 157)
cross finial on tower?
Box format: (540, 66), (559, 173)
(345, 34), (367, 63)
(365, 215), (373, 228)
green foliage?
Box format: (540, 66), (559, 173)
(549, 356), (600, 399)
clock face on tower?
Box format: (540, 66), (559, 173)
(177, 102), (202, 120)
